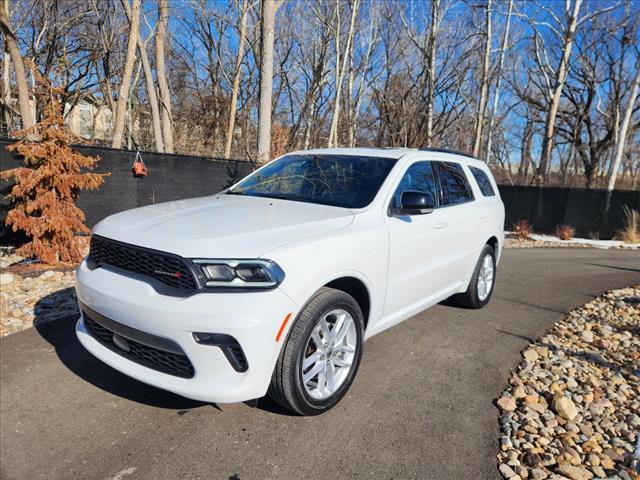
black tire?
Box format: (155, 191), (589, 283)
(268, 287), (364, 416)
(452, 244), (496, 309)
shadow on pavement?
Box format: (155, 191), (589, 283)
(581, 262), (640, 273)
(34, 289), (298, 416)
(496, 329), (535, 343)
(34, 288), (207, 410)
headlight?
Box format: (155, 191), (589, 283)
(192, 259), (285, 289)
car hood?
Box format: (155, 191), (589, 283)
(92, 194), (354, 258)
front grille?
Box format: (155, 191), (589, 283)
(89, 235), (197, 291)
(84, 315), (195, 379)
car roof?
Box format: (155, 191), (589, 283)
(294, 147), (484, 166)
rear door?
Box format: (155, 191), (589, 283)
(468, 164), (500, 253)
(432, 161), (478, 287)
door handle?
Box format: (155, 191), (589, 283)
(479, 212), (489, 219)
(434, 221), (447, 229)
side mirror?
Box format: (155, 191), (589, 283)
(399, 191), (435, 215)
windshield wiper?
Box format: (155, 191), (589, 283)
(257, 193), (291, 200)
(225, 190), (291, 201)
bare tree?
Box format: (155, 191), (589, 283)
(485, 0), (513, 164)
(327, 0), (360, 148)
(156, 0), (173, 153)
(1, 0), (34, 131)
(425, 0), (442, 146)
(472, 0), (492, 158)
(607, 62), (640, 192)
(122, 0), (163, 152)
(257, 0), (282, 163)
(224, 0), (250, 159)
(535, 0), (618, 185)
(112, 0), (140, 149)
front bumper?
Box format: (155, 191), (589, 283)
(75, 259), (299, 403)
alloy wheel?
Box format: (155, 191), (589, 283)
(301, 309), (357, 400)
(477, 253), (494, 301)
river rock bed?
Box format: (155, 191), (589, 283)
(496, 285), (640, 480)
(0, 251), (79, 337)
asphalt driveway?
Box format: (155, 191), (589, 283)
(1, 248), (639, 480)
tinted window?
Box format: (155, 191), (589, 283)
(436, 162), (474, 206)
(228, 154), (397, 208)
(391, 161), (437, 209)
(470, 166), (495, 197)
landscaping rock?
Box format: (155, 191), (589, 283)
(530, 468), (548, 480)
(499, 463), (519, 478)
(555, 465), (592, 480)
(553, 397), (578, 421)
(1, 251), (78, 336)
(498, 396), (518, 412)
(495, 285), (639, 480)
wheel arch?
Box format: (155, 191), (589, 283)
(486, 235), (499, 254)
(323, 276), (371, 330)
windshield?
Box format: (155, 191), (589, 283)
(227, 154), (398, 208)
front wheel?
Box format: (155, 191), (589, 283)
(452, 244), (496, 309)
(268, 287), (364, 415)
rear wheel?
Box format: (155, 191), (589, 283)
(452, 244), (496, 309)
(268, 287), (364, 415)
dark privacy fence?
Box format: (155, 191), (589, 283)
(498, 185), (639, 239)
(1, 139), (638, 241)
(0, 139), (254, 241)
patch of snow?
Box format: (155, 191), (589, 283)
(510, 231), (640, 249)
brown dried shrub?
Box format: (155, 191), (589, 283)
(1, 71), (106, 264)
(555, 224), (576, 241)
(512, 219), (533, 240)
(616, 206), (640, 244)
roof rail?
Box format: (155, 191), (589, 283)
(417, 147), (476, 159)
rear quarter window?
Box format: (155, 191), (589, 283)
(469, 166), (496, 197)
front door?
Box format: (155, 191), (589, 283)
(383, 161), (452, 318)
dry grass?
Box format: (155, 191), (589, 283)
(615, 206), (640, 244)
(555, 224), (576, 241)
(512, 219), (534, 240)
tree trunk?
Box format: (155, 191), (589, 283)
(0, 0), (34, 132)
(156, 0), (173, 153)
(349, 23), (375, 148)
(127, 59), (143, 150)
(518, 116), (533, 180)
(472, 0), (492, 158)
(536, 0), (583, 185)
(327, 0), (359, 148)
(224, 0), (249, 160)
(484, 0), (513, 163)
(607, 63), (639, 192)
(425, 0), (441, 146)
(257, 0), (282, 163)
(112, 0), (141, 149)
(604, 62), (640, 213)
(122, 0), (164, 152)
(2, 45), (10, 130)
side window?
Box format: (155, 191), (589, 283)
(436, 162), (474, 206)
(391, 161), (437, 209)
(469, 166), (495, 197)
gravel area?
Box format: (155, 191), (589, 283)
(504, 238), (591, 249)
(496, 286), (640, 480)
(504, 233), (640, 250)
(0, 251), (79, 337)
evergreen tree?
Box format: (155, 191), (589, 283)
(1, 72), (105, 264)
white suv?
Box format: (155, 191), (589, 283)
(75, 148), (504, 415)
